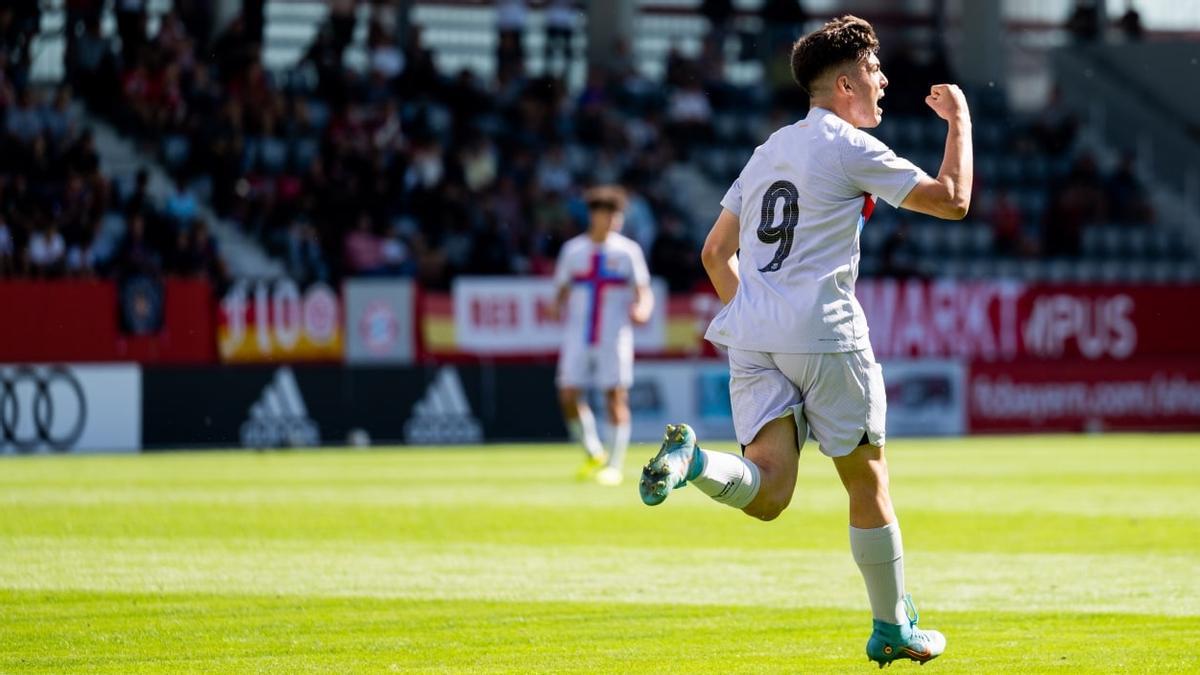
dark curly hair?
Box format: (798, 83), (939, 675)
(790, 15), (880, 95)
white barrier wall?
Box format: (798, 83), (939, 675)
(0, 364), (141, 454)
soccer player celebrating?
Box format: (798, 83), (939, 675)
(553, 186), (654, 486)
(638, 16), (972, 667)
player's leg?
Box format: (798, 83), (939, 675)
(834, 442), (944, 666)
(639, 348), (802, 512)
(593, 339), (634, 485)
(735, 414), (800, 520)
(558, 346), (606, 476)
(832, 442), (903, 623)
(559, 386), (604, 458)
(798, 349), (943, 666)
(594, 387), (630, 485)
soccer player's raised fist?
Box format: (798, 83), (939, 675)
(925, 84), (969, 122)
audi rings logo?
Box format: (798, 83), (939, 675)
(0, 366), (87, 453)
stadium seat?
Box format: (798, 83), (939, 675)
(967, 258), (994, 279)
(1072, 260), (1100, 282)
(1146, 229), (1173, 259)
(1127, 260), (1154, 283)
(1081, 226), (1105, 257)
(940, 259), (968, 279)
(1018, 189), (1046, 219)
(999, 156), (1024, 185)
(1099, 226), (1123, 259)
(861, 222), (889, 255)
(911, 222), (940, 255)
(91, 212), (129, 265)
(922, 117), (945, 145)
(898, 117), (924, 148)
(1148, 261), (1173, 284)
(1025, 155), (1049, 186)
(941, 223), (971, 257)
(994, 258), (1019, 279)
(713, 114), (739, 143)
(161, 134), (191, 171)
(260, 138), (289, 174)
(1045, 259), (1073, 283)
(1018, 258), (1041, 281)
(980, 121), (1006, 151)
(1099, 260), (1123, 283)
(967, 226), (994, 256)
(858, 256), (879, 277)
(1111, 227), (1140, 259)
(290, 137), (320, 172)
(976, 155), (998, 184)
(305, 99), (330, 131)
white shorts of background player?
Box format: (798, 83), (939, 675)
(557, 340), (634, 391)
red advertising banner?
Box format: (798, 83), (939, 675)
(857, 281), (1200, 362)
(0, 278), (216, 364)
(968, 359), (1200, 433)
(420, 281), (1200, 362)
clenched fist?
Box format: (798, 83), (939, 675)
(925, 84), (970, 123)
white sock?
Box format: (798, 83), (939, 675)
(850, 522), (907, 625)
(690, 449), (761, 508)
(607, 422), (630, 470)
(567, 408), (605, 459)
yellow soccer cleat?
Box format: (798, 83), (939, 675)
(576, 453), (608, 481)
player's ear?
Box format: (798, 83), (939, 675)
(837, 73), (853, 96)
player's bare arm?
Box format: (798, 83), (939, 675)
(629, 284), (654, 324)
(700, 207), (741, 304)
(549, 283), (569, 322)
(901, 84), (973, 220)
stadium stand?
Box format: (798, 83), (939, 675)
(4, 0), (1196, 289)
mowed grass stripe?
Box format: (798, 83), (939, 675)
(1, 434), (1196, 486)
(0, 501), (1195, 555)
(2, 473), (1198, 518)
(2, 592), (1198, 673)
(2, 536), (1196, 616)
(2, 435), (1198, 520)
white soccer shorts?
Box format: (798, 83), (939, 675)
(727, 346), (886, 457)
(557, 342), (634, 391)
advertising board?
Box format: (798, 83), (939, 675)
(1, 363), (141, 454)
(218, 278), (342, 362)
(343, 278), (416, 364)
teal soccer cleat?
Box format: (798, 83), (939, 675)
(866, 595), (946, 668)
(638, 424), (703, 506)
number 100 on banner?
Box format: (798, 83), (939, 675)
(218, 279), (343, 363)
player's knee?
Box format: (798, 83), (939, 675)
(744, 485), (792, 522)
(843, 470), (889, 505)
(604, 391), (629, 425)
(558, 389), (581, 412)
(608, 405), (629, 426)
(745, 497), (788, 522)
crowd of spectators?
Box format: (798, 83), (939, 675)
(0, 2), (225, 284)
(59, 0), (719, 290)
(3, 0), (1168, 288)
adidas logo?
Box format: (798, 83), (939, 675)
(239, 367), (320, 448)
(404, 366), (483, 444)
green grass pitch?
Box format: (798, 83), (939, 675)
(2, 433), (1199, 673)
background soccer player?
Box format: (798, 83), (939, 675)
(638, 16), (972, 667)
(552, 186), (654, 486)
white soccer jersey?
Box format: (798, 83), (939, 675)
(554, 232), (650, 352)
(706, 106), (927, 353)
